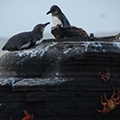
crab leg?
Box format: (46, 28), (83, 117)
(97, 106), (106, 113)
(100, 96), (107, 106)
(22, 110), (31, 120)
(9, 116), (12, 120)
(97, 107), (110, 114)
(97, 87), (120, 114)
(114, 101), (120, 105)
(97, 96), (107, 113)
(110, 87), (115, 100)
(113, 91), (120, 102)
(104, 93), (108, 102)
(97, 109), (105, 113)
(103, 109), (109, 114)
(31, 114), (33, 120)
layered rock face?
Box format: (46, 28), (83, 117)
(0, 37), (120, 120)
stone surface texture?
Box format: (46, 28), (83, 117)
(0, 37), (120, 120)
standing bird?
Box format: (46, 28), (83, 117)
(2, 22), (50, 51)
(46, 5), (71, 27)
(46, 5), (88, 39)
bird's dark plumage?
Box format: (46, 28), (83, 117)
(47, 5), (70, 27)
(47, 5), (88, 39)
(2, 22), (50, 51)
(51, 25), (88, 39)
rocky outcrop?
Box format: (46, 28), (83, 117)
(0, 37), (120, 120)
(0, 37), (120, 78)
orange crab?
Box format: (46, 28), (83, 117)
(98, 68), (111, 82)
(9, 110), (33, 120)
(97, 88), (120, 114)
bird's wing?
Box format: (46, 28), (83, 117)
(60, 14), (71, 27)
(19, 32), (38, 49)
(3, 32), (40, 50)
(3, 32), (33, 50)
(3, 34), (26, 50)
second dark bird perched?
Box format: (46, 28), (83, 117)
(47, 5), (88, 39)
(2, 22), (50, 51)
(47, 5), (71, 27)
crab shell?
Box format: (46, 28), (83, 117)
(107, 99), (115, 111)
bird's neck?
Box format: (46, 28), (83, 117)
(33, 31), (43, 38)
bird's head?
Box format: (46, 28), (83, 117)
(46, 5), (61, 15)
(33, 22), (50, 33)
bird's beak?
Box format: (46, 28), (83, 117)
(44, 22), (50, 27)
(46, 10), (52, 15)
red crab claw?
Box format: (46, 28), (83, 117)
(9, 116), (12, 120)
(22, 110), (31, 120)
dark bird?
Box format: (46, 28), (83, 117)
(2, 22), (50, 51)
(46, 5), (71, 27)
(47, 5), (88, 39)
(51, 25), (88, 39)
